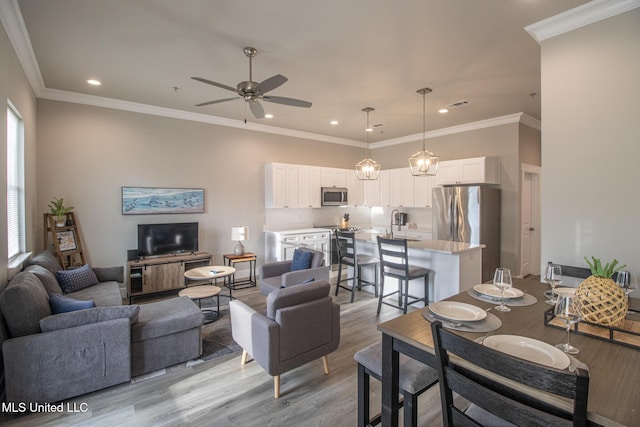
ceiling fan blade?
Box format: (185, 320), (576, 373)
(263, 96), (312, 108)
(249, 100), (265, 119)
(195, 97), (239, 107)
(191, 77), (237, 93)
(255, 74), (287, 94)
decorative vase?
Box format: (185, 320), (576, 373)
(575, 275), (627, 326)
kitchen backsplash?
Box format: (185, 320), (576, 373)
(264, 206), (432, 233)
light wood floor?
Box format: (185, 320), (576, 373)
(1, 278), (447, 427)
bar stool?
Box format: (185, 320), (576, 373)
(335, 230), (379, 303)
(376, 236), (430, 314)
(354, 341), (439, 427)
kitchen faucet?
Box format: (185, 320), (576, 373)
(390, 209), (400, 239)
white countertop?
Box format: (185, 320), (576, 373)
(264, 228), (332, 235)
(354, 232), (484, 255)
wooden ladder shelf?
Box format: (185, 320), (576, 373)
(44, 212), (86, 269)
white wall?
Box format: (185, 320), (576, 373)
(0, 23), (37, 282)
(35, 100), (366, 272)
(540, 8), (640, 280)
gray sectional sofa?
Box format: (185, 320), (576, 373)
(0, 251), (203, 404)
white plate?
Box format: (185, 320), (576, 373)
(483, 335), (570, 369)
(473, 284), (524, 299)
(429, 301), (487, 322)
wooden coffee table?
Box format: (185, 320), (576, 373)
(179, 285), (221, 323)
(184, 265), (236, 299)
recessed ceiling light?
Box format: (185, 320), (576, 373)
(87, 79), (101, 86)
(330, 120), (339, 125)
(265, 114), (274, 119)
(366, 127), (373, 132)
(438, 108), (449, 114)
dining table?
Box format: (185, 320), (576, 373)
(377, 277), (640, 427)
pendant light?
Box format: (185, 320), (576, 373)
(355, 107), (381, 180)
(409, 88), (440, 176)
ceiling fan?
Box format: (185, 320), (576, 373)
(191, 47), (312, 119)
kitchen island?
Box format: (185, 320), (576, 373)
(354, 232), (484, 302)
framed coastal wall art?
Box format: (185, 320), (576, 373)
(122, 187), (205, 215)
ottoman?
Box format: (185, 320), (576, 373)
(131, 296), (204, 376)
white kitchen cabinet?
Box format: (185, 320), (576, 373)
(388, 169), (403, 207)
(379, 170), (391, 207)
(363, 178), (380, 207)
(401, 169), (415, 207)
(264, 229), (331, 263)
(265, 163), (299, 208)
(414, 174), (434, 207)
(321, 167), (347, 188)
(434, 157), (500, 186)
(298, 165), (322, 208)
(346, 170), (364, 206)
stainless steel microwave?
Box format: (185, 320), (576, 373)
(321, 187), (348, 206)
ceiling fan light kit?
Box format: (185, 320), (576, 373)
(356, 107), (381, 180)
(192, 47), (312, 119)
(409, 87), (440, 176)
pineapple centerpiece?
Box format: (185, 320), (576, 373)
(575, 257), (627, 326)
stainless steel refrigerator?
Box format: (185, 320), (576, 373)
(432, 186), (501, 283)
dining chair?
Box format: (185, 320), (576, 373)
(376, 236), (430, 314)
(354, 341), (438, 427)
(334, 230), (379, 303)
(430, 321), (590, 427)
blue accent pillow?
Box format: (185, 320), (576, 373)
(55, 264), (99, 293)
(48, 293), (96, 314)
(291, 249), (313, 271)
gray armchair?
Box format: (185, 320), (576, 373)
(230, 280), (340, 398)
(258, 247), (330, 295)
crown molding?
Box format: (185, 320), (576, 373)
(371, 113), (540, 149)
(0, 0), (44, 95)
(525, 0), (640, 43)
(39, 88), (365, 147)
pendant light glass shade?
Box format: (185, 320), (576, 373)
(356, 107), (380, 180)
(409, 88), (439, 176)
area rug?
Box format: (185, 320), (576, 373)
(199, 305), (242, 361)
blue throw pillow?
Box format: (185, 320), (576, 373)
(55, 264), (99, 293)
(48, 293), (96, 314)
(291, 249), (313, 271)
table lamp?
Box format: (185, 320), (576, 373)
(231, 226), (249, 255)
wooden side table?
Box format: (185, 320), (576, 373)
(178, 285), (221, 323)
(223, 252), (257, 290)
(184, 265), (236, 300)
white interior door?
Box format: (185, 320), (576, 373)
(521, 174), (533, 277)
(520, 165), (541, 277)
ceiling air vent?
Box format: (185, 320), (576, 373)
(446, 100), (470, 109)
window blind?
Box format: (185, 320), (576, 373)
(7, 105), (25, 260)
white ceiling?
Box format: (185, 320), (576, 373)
(10, 0), (589, 144)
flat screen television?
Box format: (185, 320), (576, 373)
(137, 222), (198, 257)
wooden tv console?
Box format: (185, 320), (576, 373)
(127, 252), (212, 302)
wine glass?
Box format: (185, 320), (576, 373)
(544, 264), (563, 305)
(493, 267), (512, 312)
(554, 294), (582, 354)
(616, 271), (636, 315)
